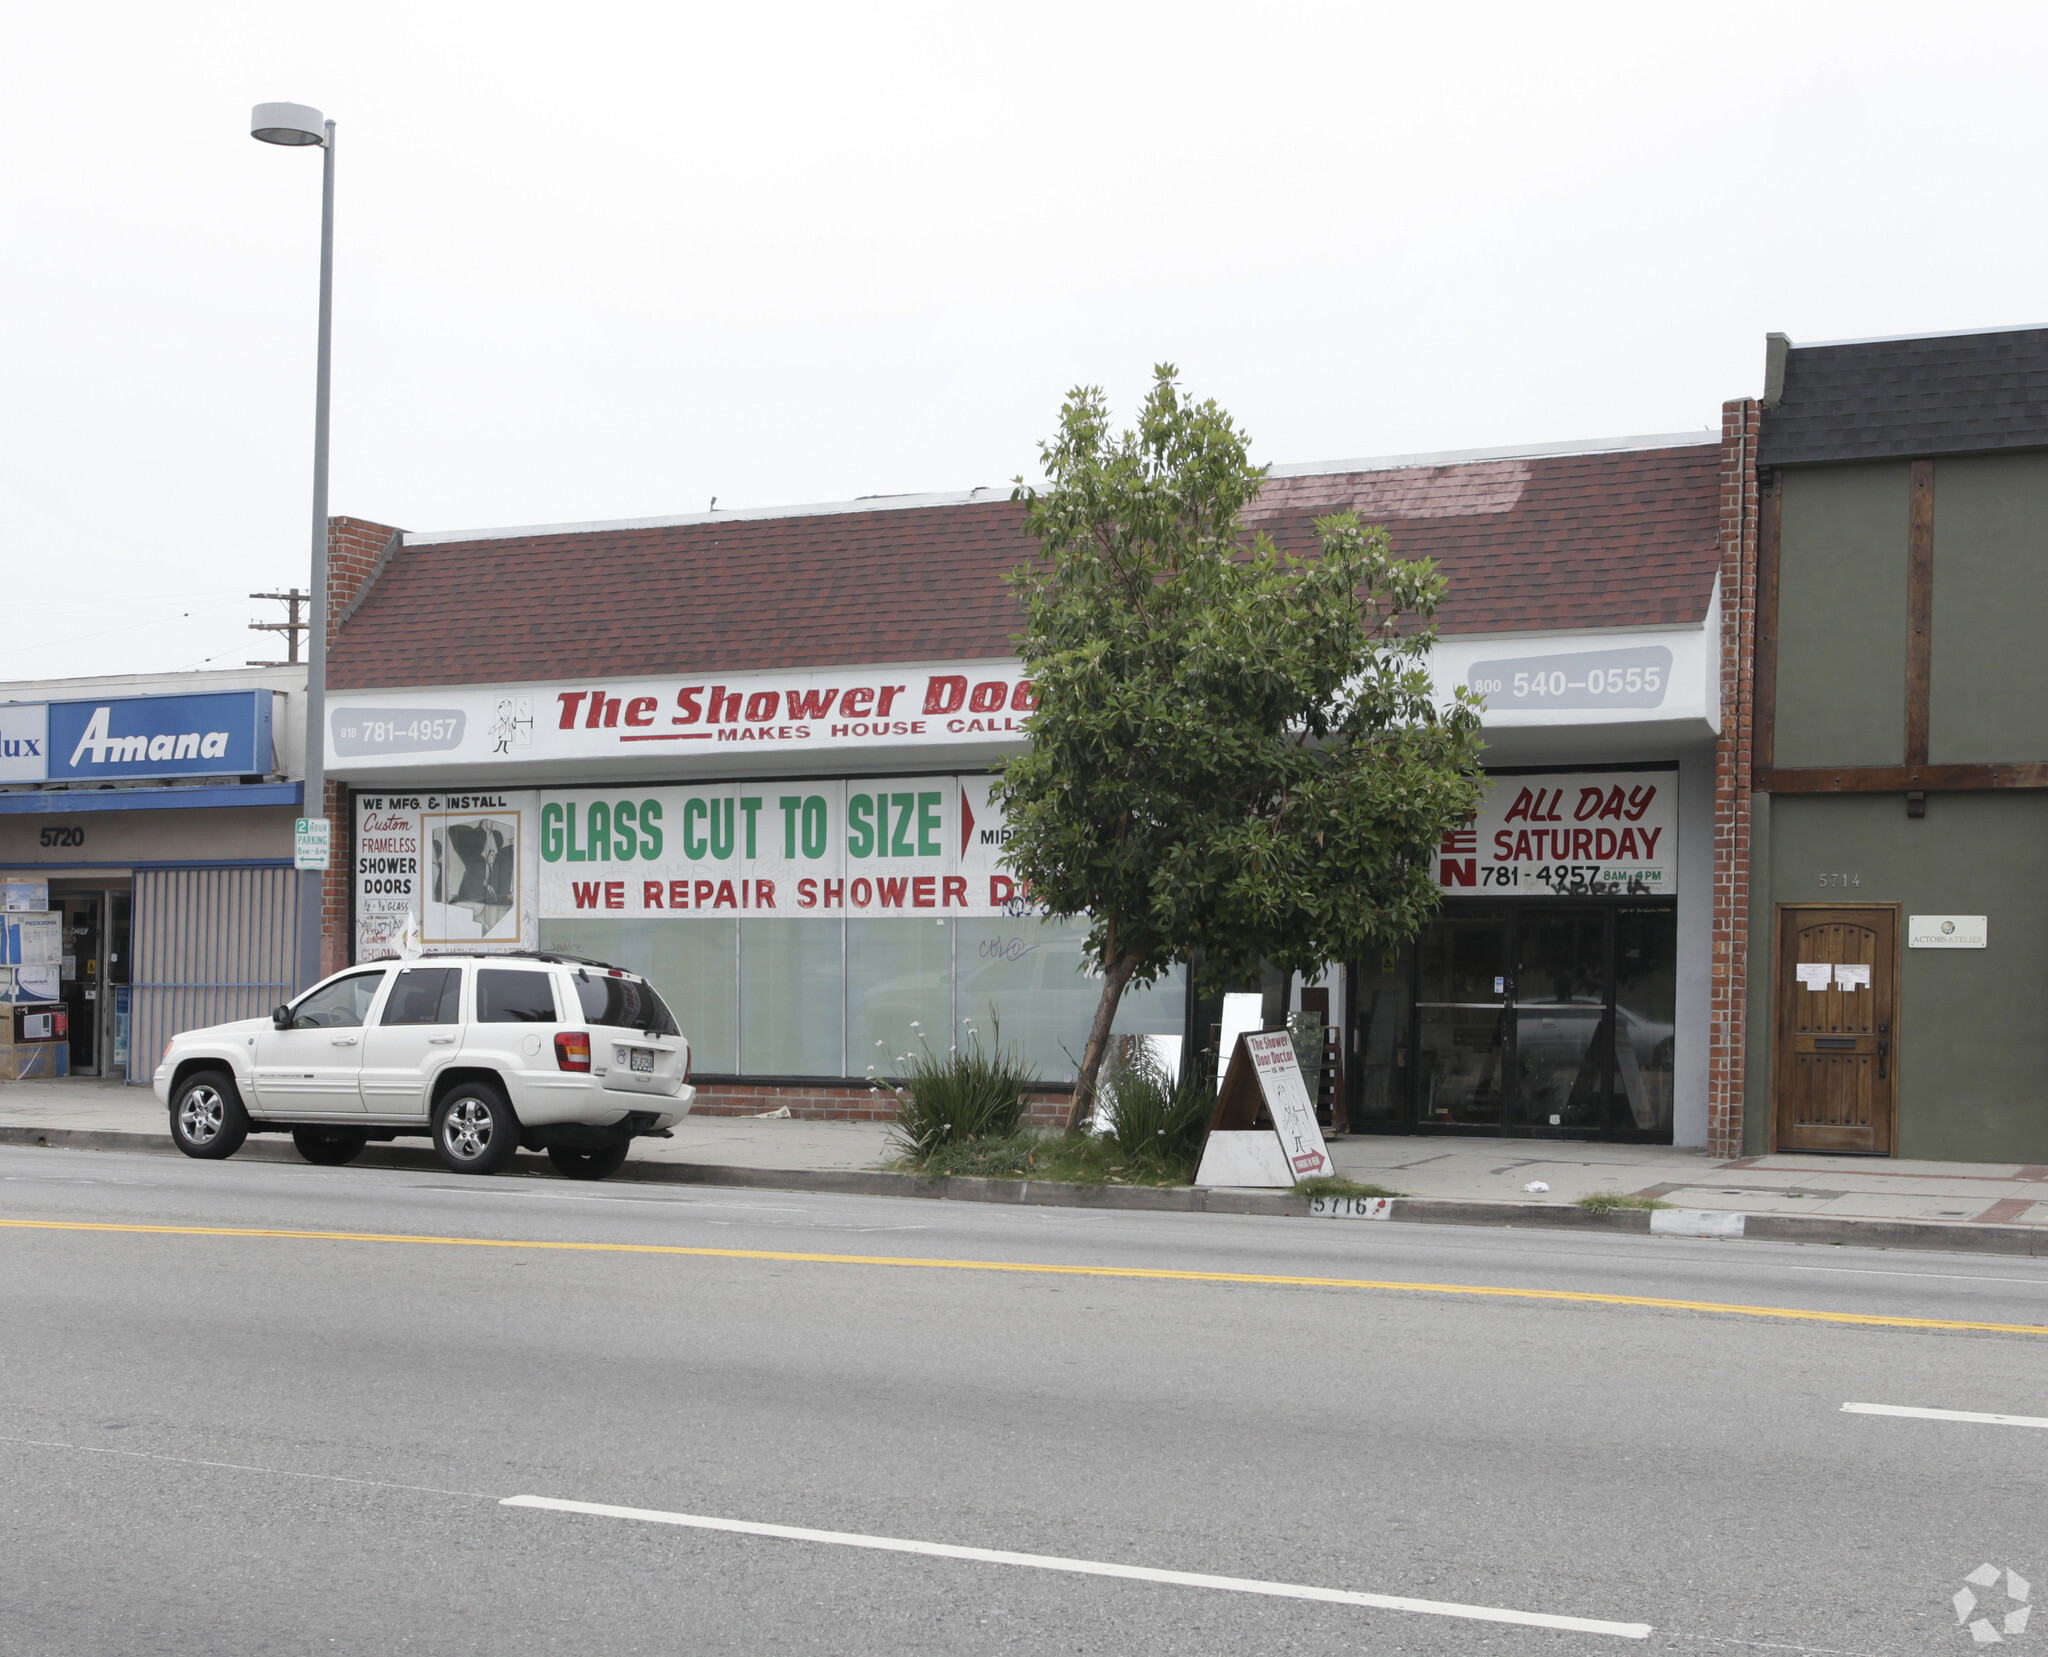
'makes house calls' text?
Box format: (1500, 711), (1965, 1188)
(554, 673), (1034, 744)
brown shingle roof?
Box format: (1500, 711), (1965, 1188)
(328, 441), (1722, 691)
(1252, 441), (1723, 635)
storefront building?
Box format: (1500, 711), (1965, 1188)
(0, 670), (308, 1082)
(1743, 324), (2048, 1161)
(319, 403), (1759, 1143)
(1262, 412), (1757, 1151)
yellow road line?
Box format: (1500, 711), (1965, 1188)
(3, 1216), (2043, 1336)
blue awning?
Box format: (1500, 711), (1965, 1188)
(0, 783), (303, 815)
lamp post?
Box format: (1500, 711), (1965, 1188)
(252, 102), (335, 992)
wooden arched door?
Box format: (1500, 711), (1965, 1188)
(1772, 906), (1898, 1155)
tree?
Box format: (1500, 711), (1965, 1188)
(999, 365), (1487, 1129)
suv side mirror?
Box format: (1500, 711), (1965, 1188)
(272, 1004), (293, 1030)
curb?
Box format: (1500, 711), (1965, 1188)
(5, 1123), (2047, 1256)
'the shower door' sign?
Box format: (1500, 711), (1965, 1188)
(1194, 1029), (1333, 1188)
(1246, 1030), (1332, 1178)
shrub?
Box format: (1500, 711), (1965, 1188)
(888, 1129), (1192, 1188)
(880, 1025), (1034, 1159)
(1098, 1044), (1212, 1177)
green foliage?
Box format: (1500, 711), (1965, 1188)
(1574, 1190), (1672, 1211)
(1099, 1045), (1211, 1169)
(999, 365), (1487, 1113)
(886, 1129), (1196, 1188)
(878, 1028), (1034, 1159)
(1293, 1176), (1404, 1200)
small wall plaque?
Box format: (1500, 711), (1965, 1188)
(1908, 915), (1987, 949)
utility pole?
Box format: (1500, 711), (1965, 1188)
(248, 588), (310, 666)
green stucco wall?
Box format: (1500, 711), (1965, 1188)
(1754, 792), (2048, 1163)
(1773, 464), (1908, 768)
(1930, 452), (2048, 763)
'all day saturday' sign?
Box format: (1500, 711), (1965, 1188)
(1435, 770), (1678, 897)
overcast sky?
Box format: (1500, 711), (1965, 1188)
(5, 1), (2045, 681)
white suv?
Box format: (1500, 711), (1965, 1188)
(153, 952), (695, 1180)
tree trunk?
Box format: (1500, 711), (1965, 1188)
(1066, 951), (1141, 1131)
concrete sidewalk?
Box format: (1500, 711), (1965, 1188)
(6, 1075), (2046, 1238)
(1329, 1136), (2048, 1230)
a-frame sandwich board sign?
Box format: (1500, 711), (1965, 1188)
(1193, 1028), (1334, 1188)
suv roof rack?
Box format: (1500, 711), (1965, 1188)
(365, 948), (635, 974)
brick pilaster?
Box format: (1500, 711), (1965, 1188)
(315, 516), (402, 975)
(1709, 402), (1760, 1156)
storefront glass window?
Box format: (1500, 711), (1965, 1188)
(847, 918), (956, 1077)
(954, 917), (1187, 1084)
(1612, 906), (1676, 1136)
(954, 915), (1094, 1081)
(740, 919), (843, 1076)
(538, 912), (1185, 1083)
(541, 916), (738, 1073)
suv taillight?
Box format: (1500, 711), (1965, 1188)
(554, 1031), (592, 1072)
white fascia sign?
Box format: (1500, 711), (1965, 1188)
(327, 662), (1034, 778)
(1424, 594), (1720, 734)
(0, 703), (48, 783)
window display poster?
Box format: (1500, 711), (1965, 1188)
(1435, 769), (1678, 897)
(353, 791), (540, 959)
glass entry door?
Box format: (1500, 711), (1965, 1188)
(1413, 913), (1510, 1128)
(60, 895), (101, 1075)
(1512, 907), (1611, 1131)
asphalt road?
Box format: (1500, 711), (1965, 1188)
(3, 1143), (2045, 1655)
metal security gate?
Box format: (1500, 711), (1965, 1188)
(129, 867), (300, 1083)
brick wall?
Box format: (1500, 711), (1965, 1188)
(688, 1081), (1069, 1127)
(1709, 402), (1760, 1156)
(316, 516), (402, 975)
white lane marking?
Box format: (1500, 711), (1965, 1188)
(0, 1432), (498, 1498)
(502, 1494), (1651, 1638)
(1786, 1264), (2048, 1287)
(1842, 1402), (2048, 1430)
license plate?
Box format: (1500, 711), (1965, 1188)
(628, 1049), (654, 1073)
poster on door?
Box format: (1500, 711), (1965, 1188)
(353, 790), (541, 958)
(1434, 769), (1678, 897)
(534, 775), (1034, 920)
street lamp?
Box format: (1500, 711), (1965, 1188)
(252, 101), (335, 993)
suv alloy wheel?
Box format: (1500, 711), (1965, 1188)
(432, 1081), (521, 1175)
(169, 1069), (251, 1160)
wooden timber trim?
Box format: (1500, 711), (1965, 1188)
(1905, 459), (1934, 766)
(1759, 763), (2048, 793)
(1752, 470), (1781, 774)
